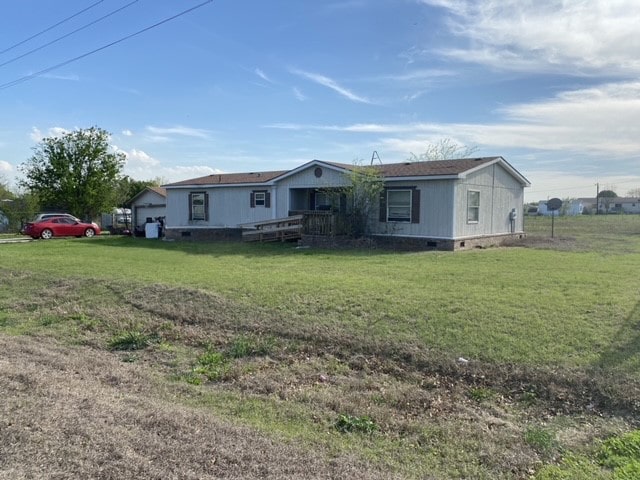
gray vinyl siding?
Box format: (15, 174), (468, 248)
(372, 180), (455, 238)
(131, 190), (165, 228)
(454, 164), (524, 237)
(275, 165), (351, 216)
(166, 186), (275, 228)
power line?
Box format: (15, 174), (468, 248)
(0, 0), (141, 69)
(0, 0), (214, 91)
(0, 0), (105, 56)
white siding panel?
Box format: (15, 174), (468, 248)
(279, 165), (351, 188)
(371, 180), (455, 238)
(455, 164), (525, 237)
(166, 186), (275, 227)
(276, 165), (350, 216)
(131, 191), (166, 228)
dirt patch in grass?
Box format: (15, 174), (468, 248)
(2, 271), (638, 478)
(115, 284), (640, 420)
(0, 335), (394, 480)
(504, 235), (579, 251)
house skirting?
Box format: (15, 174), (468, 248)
(164, 227), (525, 251)
(164, 227), (243, 241)
(301, 232), (526, 251)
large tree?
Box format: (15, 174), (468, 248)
(20, 127), (125, 220)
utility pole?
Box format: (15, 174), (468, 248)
(596, 182), (599, 215)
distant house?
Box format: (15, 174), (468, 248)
(576, 196), (640, 214)
(162, 157), (530, 251)
(128, 187), (167, 235)
(537, 199), (584, 216)
(600, 197), (640, 214)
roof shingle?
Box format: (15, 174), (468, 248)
(164, 157), (506, 187)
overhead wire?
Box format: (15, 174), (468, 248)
(0, 0), (214, 91)
(0, 0), (141, 69)
(0, 0), (106, 56)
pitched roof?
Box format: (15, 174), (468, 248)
(164, 170), (287, 187)
(127, 186), (167, 204)
(149, 186), (166, 197)
(163, 157), (528, 187)
(373, 157), (499, 178)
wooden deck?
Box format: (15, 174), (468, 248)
(241, 215), (304, 242)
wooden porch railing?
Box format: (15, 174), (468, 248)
(242, 211), (349, 243)
(241, 215), (303, 242)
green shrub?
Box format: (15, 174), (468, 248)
(193, 350), (229, 381)
(108, 330), (152, 350)
(468, 387), (495, 402)
(335, 414), (378, 434)
(613, 460), (640, 479)
(227, 334), (275, 358)
(525, 426), (556, 453)
(598, 430), (640, 469)
(534, 454), (607, 479)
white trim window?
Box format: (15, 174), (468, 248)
(190, 192), (207, 221)
(254, 192), (266, 206)
(387, 189), (412, 222)
(467, 190), (480, 223)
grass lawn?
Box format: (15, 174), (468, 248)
(1, 214), (639, 479)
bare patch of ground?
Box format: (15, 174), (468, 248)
(0, 335), (394, 480)
(503, 235), (579, 251)
(1, 271), (637, 479)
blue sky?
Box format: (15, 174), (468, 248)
(1, 0), (640, 202)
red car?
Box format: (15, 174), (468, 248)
(23, 216), (101, 240)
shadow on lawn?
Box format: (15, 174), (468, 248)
(594, 300), (640, 372)
(96, 235), (404, 258)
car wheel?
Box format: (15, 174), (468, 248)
(84, 228), (95, 237)
(40, 229), (53, 240)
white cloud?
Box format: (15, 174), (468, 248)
(124, 149), (159, 167)
(268, 80), (640, 159)
(29, 127), (42, 142)
(292, 87), (306, 101)
(158, 165), (223, 183)
(29, 126), (68, 142)
(255, 68), (272, 83)
(0, 160), (12, 172)
(40, 73), (80, 81)
(421, 0), (640, 75)
(146, 125), (211, 140)
(122, 129), (133, 137)
(289, 68), (373, 104)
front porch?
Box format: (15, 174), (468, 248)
(242, 211), (346, 242)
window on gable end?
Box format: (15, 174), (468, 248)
(189, 192), (208, 221)
(467, 190), (480, 223)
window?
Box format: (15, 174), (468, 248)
(189, 192), (207, 221)
(314, 191), (331, 210)
(467, 190), (480, 223)
(250, 190), (270, 208)
(379, 188), (420, 223)
(387, 189), (412, 222)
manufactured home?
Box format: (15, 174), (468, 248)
(163, 157), (530, 251)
